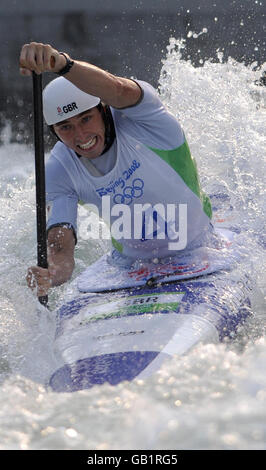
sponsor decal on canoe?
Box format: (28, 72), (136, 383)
(128, 262), (210, 282)
(76, 291), (185, 325)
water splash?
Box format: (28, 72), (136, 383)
(159, 37), (265, 288)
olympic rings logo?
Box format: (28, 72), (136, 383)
(113, 178), (144, 205)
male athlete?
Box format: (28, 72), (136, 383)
(20, 42), (212, 297)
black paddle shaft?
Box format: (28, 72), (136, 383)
(32, 72), (48, 306)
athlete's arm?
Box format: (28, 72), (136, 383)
(26, 226), (75, 297)
(19, 42), (141, 109)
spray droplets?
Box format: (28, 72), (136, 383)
(187, 27), (208, 39)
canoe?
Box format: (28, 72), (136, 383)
(48, 226), (251, 392)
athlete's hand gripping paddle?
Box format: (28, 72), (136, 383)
(32, 72), (48, 307)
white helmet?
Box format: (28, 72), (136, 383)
(43, 77), (101, 125)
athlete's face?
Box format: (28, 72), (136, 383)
(53, 107), (105, 158)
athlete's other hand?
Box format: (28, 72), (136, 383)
(26, 265), (56, 297)
(19, 42), (68, 76)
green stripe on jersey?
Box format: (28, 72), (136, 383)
(148, 140), (212, 219)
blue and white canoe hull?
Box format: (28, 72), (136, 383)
(49, 263), (251, 393)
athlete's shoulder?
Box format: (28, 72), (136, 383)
(128, 79), (161, 108)
(111, 79), (184, 149)
(136, 79), (158, 94)
(47, 141), (77, 170)
(46, 142), (75, 185)
(49, 140), (70, 158)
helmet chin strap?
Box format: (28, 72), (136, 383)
(97, 103), (116, 155)
(49, 103), (116, 156)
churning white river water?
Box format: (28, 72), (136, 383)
(0, 38), (265, 450)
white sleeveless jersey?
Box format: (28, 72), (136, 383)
(46, 80), (212, 259)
